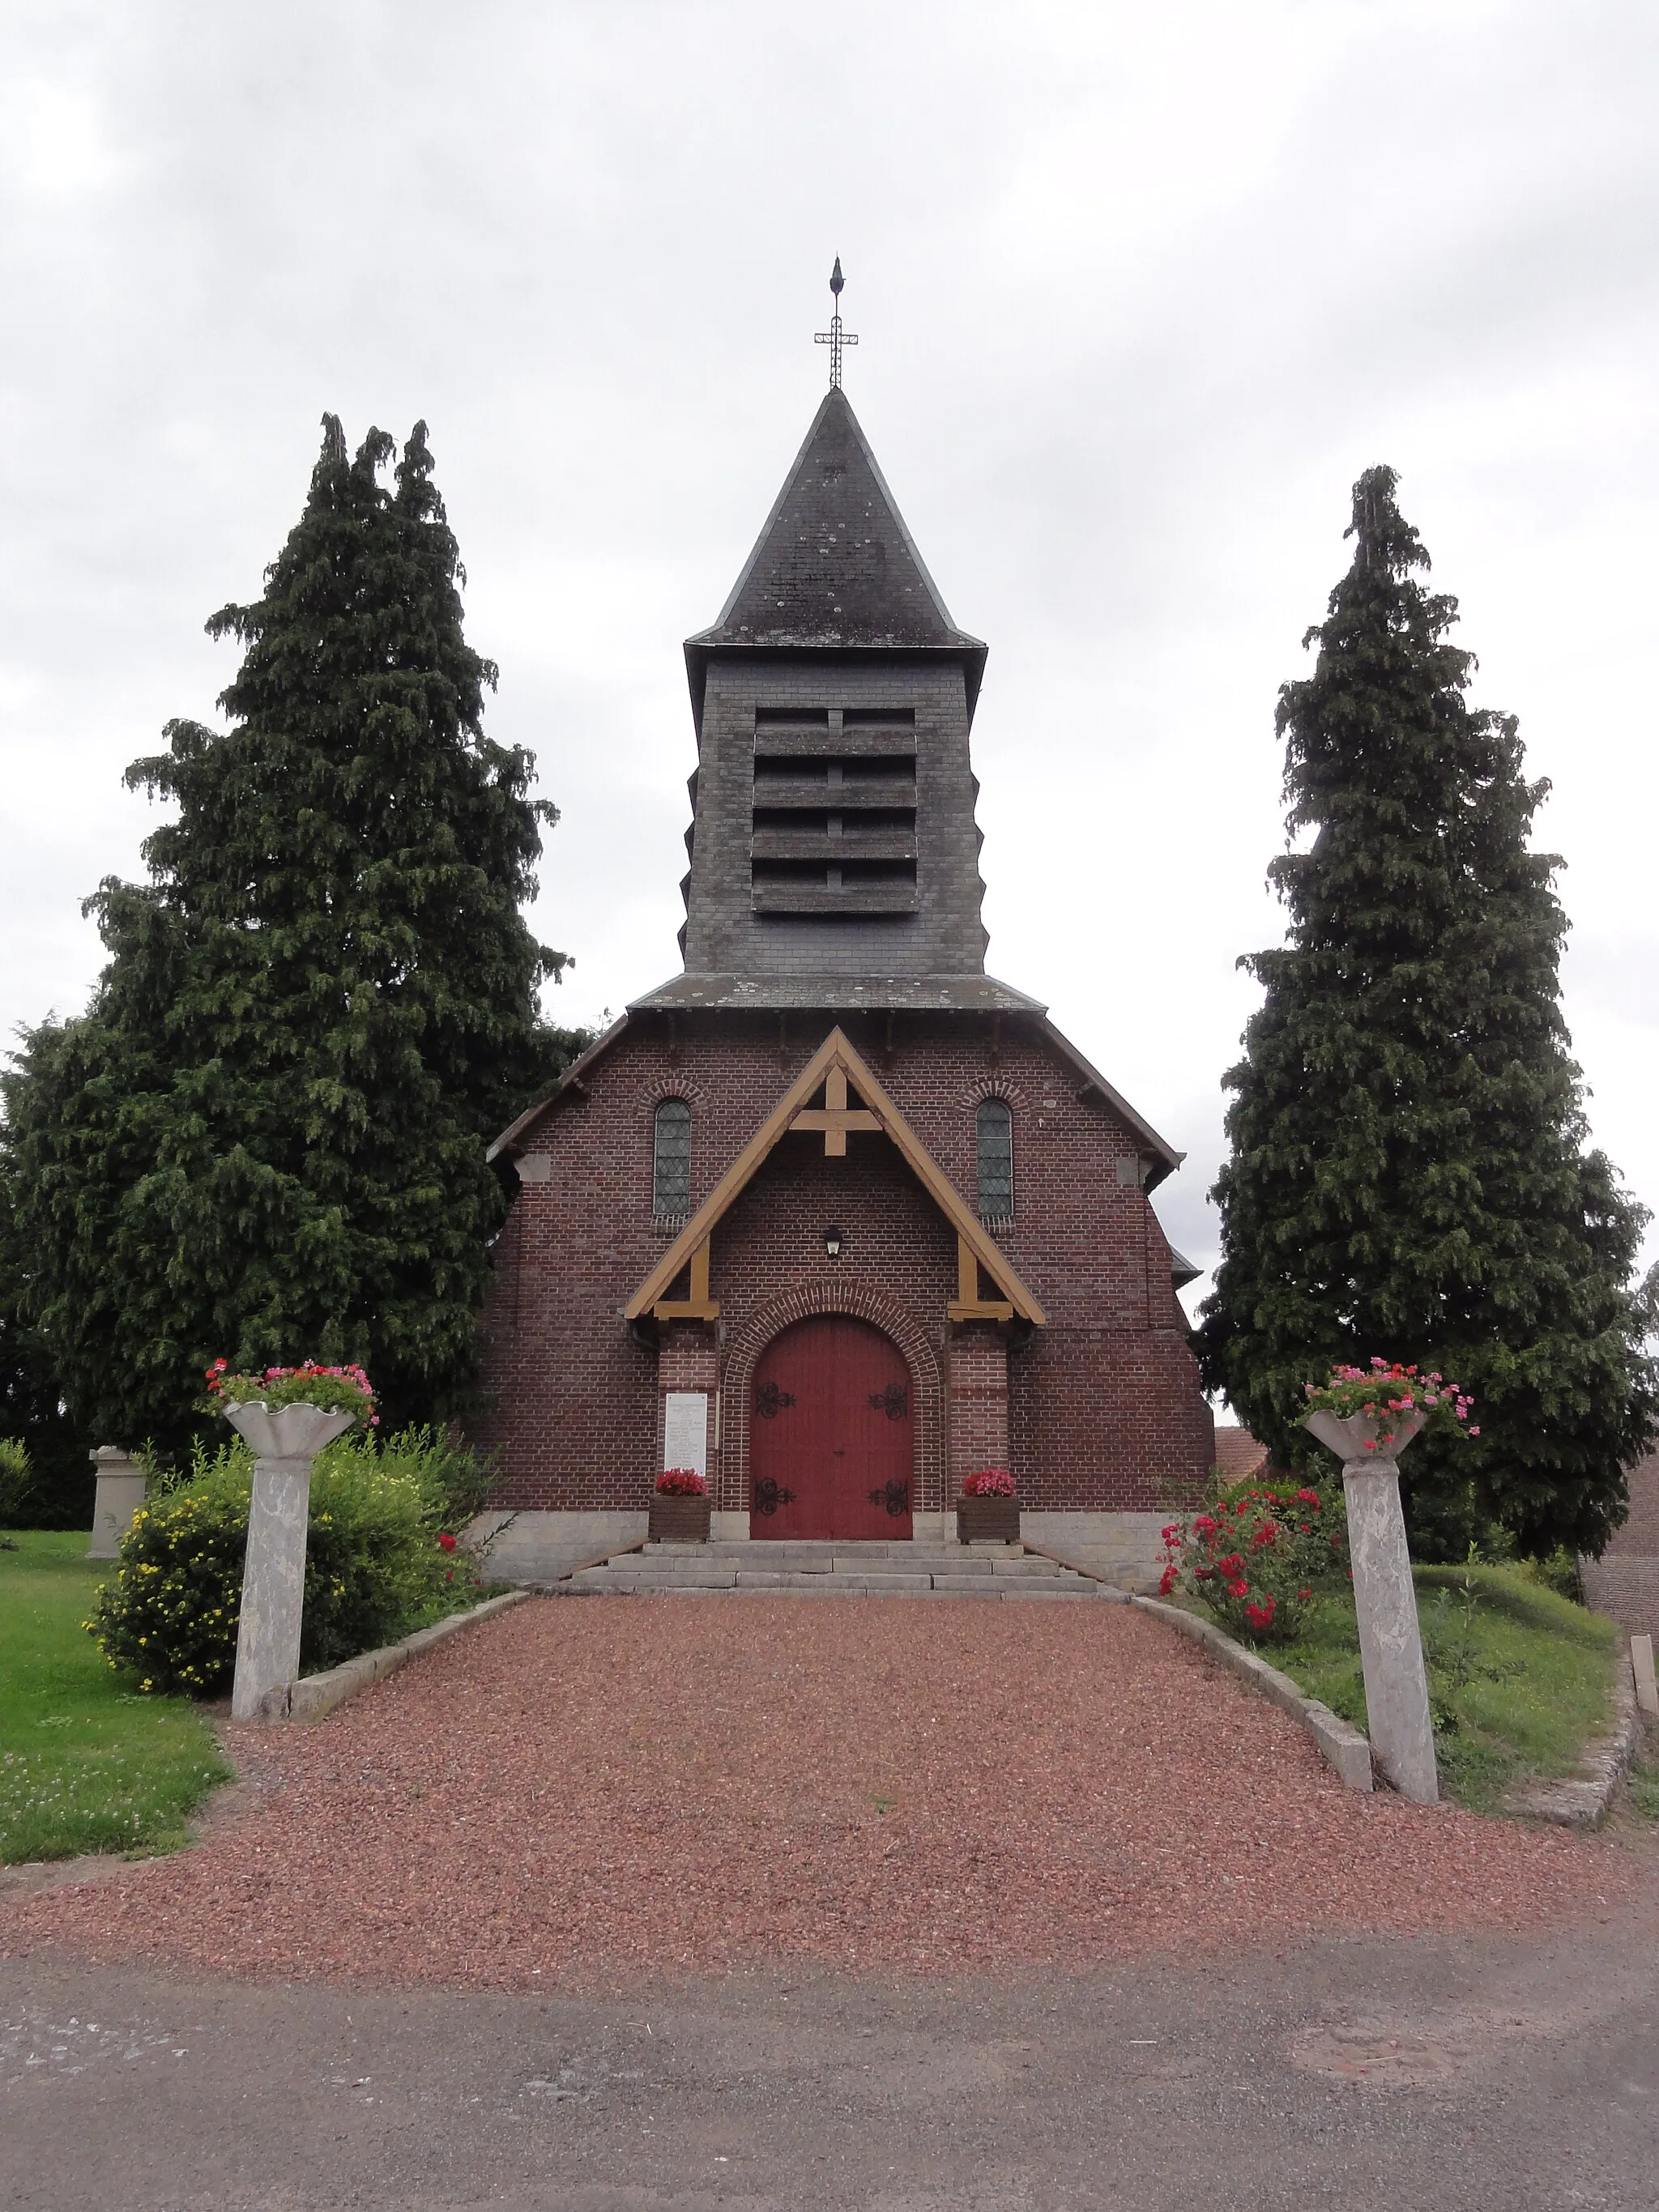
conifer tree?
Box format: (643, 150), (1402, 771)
(1198, 467), (1655, 1557)
(2, 418), (584, 1455)
(0, 1155), (92, 1525)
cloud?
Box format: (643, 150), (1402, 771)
(2, 0), (1653, 1284)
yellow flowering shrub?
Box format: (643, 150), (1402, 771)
(87, 1431), (481, 1695)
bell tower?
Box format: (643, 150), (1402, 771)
(638, 362), (1026, 1014)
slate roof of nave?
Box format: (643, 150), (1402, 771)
(628, 973), (1045, 1016)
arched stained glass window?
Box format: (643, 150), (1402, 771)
(976, 1097), (1014, 1221)
(653, 1098), (693, 1219)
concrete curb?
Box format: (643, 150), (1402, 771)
(255, 1590), (532, 1723)
(1501, 1647), (1641, 1830)
(1129, 1596), (1375, 1792)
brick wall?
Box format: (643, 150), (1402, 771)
(472, 1008), (1213, 1515)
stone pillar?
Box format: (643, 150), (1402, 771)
(1304, 1409), (1438, 1804)
(1632, 1634), (1658, 1720)
(225, 1402), (356, 1723)
(87, 1446), (147, 1559)
(948, 1323), (1010, 1497)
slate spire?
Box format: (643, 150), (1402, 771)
(689, 386), (984, 657)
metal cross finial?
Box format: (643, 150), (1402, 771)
(814, 255), (859, 389)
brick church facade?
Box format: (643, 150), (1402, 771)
(473, 383), (1213, 1585)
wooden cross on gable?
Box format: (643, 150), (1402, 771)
(625, 1027), (1047, 1329)
(789, 1066), (881, 1156)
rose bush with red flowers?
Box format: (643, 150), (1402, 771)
(655, 1468), (707, 1497)
(1302, 1358), (1477, 1452)
(1158, 1481), (1347, 1643)
(962, 1468), (1017, 1498)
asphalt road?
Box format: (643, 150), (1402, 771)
(6, 1887), (1659, 2212)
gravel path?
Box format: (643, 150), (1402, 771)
(2, 1597), (1627, 1988)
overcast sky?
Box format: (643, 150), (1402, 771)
(4, 0), (1657, 1311)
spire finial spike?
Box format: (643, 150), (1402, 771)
(814, 257), (859, 389)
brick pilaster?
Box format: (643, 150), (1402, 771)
(948, 1322), (1009, 1495)
(656, 1320), (720, 1486)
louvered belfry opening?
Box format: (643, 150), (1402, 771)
(750, 705), (918, 915)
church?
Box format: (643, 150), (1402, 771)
(473, 348), (1214, 1589)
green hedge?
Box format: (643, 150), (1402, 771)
(87, 1427), (486, 1696)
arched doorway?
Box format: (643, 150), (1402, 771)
(749, 1315), (915, 1541)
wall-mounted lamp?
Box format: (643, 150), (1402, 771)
(823, 1224), (844, 1259)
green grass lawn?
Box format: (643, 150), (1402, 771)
(1223, 1563), (1620, 1813)
(0, 1531), (232, 1864)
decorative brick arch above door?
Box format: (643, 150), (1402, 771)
(721, 1276), (945, 1516)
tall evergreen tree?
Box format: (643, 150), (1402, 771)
(0, 1154), (94, 1526)
(2, 417), (585, 1455)
(1198, 466), (1655, 1557)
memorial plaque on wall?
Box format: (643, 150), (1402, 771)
(663, 1392), (710, 1480)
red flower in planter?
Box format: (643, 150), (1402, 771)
(656, 1468), (708, 1497)
(203, 1356), (377, 1425)
(962, 1468), (1016, 1498)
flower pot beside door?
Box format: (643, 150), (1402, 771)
(957, 1468), (1020, 1544)
(650, 1468), (710, 1541)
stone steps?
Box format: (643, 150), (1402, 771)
(557, 1538), (1119, 1601)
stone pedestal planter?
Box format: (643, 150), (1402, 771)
(649, 1494), (711, 1542)
(87, 1446), (147, 1559)
(1303, 1407), (1438, 1804)
(226, 1401), (356, 1723)
(957, 1494), (1021, 1545)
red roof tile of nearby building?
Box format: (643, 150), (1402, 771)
(1213, 1427), (1269, 1482)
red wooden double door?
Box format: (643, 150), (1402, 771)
(749, 1315), (915, 1541)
